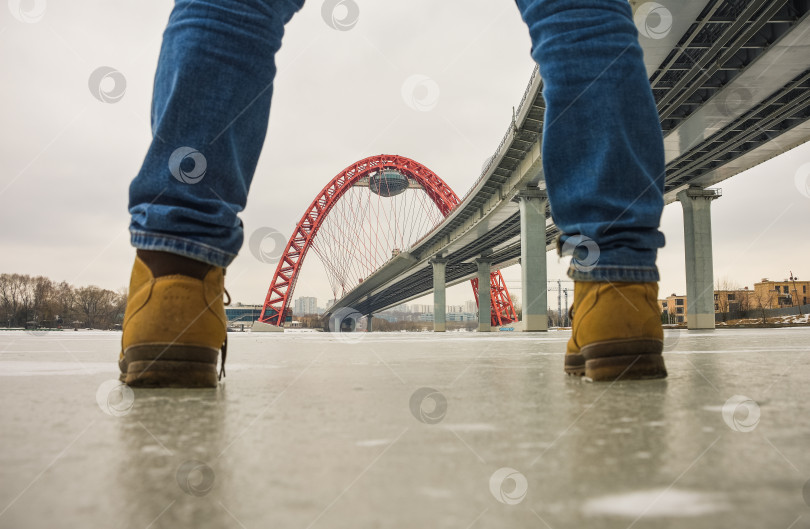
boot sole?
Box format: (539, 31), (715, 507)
(581, 339), (667, 381)
(120, 344), (219, 388)
(564, 354), (585, 376)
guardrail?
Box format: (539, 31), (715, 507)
(460, 65), (541, 201)
(406, 65), (542, 254)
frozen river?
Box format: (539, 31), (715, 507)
(1, 327), (809, 528)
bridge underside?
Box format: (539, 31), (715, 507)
(327, 0), (810, 321)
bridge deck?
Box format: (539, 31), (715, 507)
(327, 0), (810, 318)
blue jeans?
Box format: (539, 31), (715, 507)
(130, 0), (665, 282)
(129, 0), (305, 267)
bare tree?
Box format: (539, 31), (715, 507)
(72, 286), (125, 329)
(0, 275), (13, 327)
(31, 276), (55, 324)
(52, 281), (76, 325)
(0, 273), (126, 328)
(714, 276), (741, 317)
(750, 290), (771, 324)
(510, 295), (522, 321)
(0, 274), (31, 326)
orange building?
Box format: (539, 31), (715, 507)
(751, 278), (810, 309)
(659, 275), (808, 323)
(659, 294), (687, 324)
(713, 288), (752, 313)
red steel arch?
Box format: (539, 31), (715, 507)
(258, 154), (517, 327)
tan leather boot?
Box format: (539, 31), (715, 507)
(566, 282), (666, 381)
(119, 256), (227, 388)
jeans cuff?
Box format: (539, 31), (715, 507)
(567, 264), (660, 283)
(130, 230), (236, 268)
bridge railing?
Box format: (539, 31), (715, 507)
(403, 66), (542, 255)
(460, 65), (541, 202)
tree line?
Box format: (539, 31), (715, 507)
(0, 273), (127, 329)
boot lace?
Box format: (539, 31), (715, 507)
(219, 286), (231, 380)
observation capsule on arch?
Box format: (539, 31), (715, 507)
(369, 169), (409, 197)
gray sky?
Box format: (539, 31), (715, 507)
(2, 0), (809, 310)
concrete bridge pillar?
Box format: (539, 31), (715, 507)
(476, 258), (492, 332)
(677, 187), (721, 330)
(366, 314), (373, 332)
(430, 257), (448, 332)
(518, 188), (548, 332)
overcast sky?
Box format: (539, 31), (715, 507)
(2, 0), (809, 310)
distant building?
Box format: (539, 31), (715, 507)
(294, 296), (318, 315)
(225, 304), (263, 323)
(464, 300), (477, 314)
(659, 294), (687, 324)
(659, 291), (742, 322)
(659, 276), (809, 323)
(417, 311), (476, 322)
(326, 299), (336, 310)
(374, 312), (398, 323)
(714, 288), (751, 313)
(448, 312), (476, 322)
(752, 278), (810, 309)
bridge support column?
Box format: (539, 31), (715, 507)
(366, 314), (373, 332)
(677, 187), (721, 330)
(476, 258), (492, 332)
(430, 258), (448, 332)
(518, 189), (548, 332)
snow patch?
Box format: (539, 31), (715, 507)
(418, 487), (454, 499)
(355, 439), (391, 447)
(582, 488), (730, 518)
(442, 423), (497, 432)
(0, 361), (115, 376)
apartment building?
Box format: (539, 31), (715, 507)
(659, 294), (687, 324)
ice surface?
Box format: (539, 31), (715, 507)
(1, 327), (808, 528)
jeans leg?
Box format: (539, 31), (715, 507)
(515, 0), (666, 282)
(129, 0), (304, 267)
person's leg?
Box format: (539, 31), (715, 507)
(515, 0), (667, 380)
(121, 0), (304, 387)
(130, 0), (304, 266)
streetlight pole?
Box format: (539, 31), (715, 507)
(563, 287), (569, 327)
(790, 271), (802, 316)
